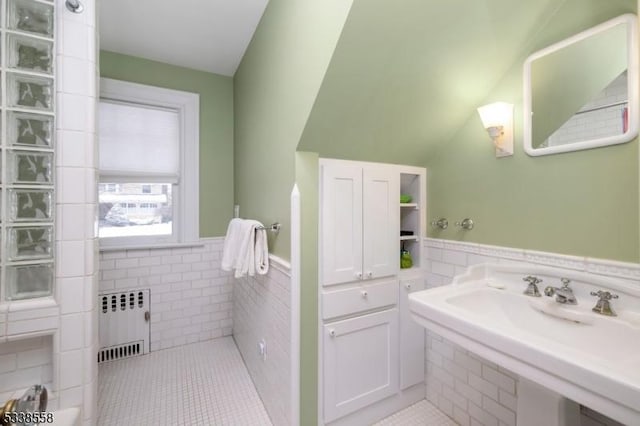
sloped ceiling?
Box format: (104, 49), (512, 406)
(100, 0), (269, 76)
(297, 0), (635, 164)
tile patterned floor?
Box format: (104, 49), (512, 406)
(374, 399), (457, 426)
(98, 337), (272, 426)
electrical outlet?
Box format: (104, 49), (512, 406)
(257, 339), (267, 361)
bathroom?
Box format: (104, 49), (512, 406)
(0, 0), (638, 425)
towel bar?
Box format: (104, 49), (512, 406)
(257, 223), (281, 233)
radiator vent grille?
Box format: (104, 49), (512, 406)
(99, 289), (150, 363)
(101, 291), (146, 313)
(98, 341), (143, 363)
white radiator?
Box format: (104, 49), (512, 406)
(98, 289), (150, 363)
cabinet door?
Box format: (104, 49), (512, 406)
(323, 309), (399, 423)
(321, 163), (363, 286)
(399, 278), (425, 389)
(362, 166), (400, 280)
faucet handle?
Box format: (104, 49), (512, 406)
(522, 276), (542, 297)
(560, 278), (571, 288)
(590, 290), (619, 316)
(590, 290), (619, 300)
(591, 290), (618, 317)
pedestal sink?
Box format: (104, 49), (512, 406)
(409, 263), (640, 426)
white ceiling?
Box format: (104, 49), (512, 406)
(99, 0), (269, 76)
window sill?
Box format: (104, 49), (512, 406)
(99, 241), (205, 252)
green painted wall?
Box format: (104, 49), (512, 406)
(99, 51), (234, 237)
(233, 3), (353, 423)
(233, 0), (354, 260)
(294, 151), (319, 425)
(298, 0), (563, 162)
(427, 1), (639, 262)
(297, 0), (638, 262)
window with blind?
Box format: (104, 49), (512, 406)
(98, 79), (199, 248)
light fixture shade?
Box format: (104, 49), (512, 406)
(477, 102), (513, 129)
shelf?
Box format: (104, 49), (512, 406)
(399, 267), (424, 278)
(400, 203), (419, 209)
(400, 235), (419, 241)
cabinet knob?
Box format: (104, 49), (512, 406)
(361, 290), (368, 298)
(355, 272), (362, 279)
(329, 329), (336, 337)
(366, 271), (373, 279)
(405, 283), (412, 290)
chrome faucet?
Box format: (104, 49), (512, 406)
(544, 278), (577, 305)
(590, 290), (619, 316)
(0, 385), (47, 426)
(522, 276), (542, 297)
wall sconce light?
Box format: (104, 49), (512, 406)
(477, 102), (514, 158)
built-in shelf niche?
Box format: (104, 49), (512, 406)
(0, 335), (54, 401)
(400, 171), (425, 272)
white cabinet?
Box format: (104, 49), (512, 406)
(363, 167), (400, 280)
(321, 163), (363, 285)
(321, 162), (399, 286)
(399, 277), (425, 389)
(319, 159), (426, 425)
(323, 309), (399, 423)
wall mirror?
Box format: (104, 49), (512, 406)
(523, 14), (639, 156)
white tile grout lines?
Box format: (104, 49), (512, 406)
(98, 337), (272, 426)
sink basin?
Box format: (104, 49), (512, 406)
(409, 263), (640, 425)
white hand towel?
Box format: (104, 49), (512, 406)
(255, 226), (269, 275)
(221, 218), (244, 272)
(235, 220), (261, 278)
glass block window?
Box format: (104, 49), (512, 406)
(2, 0), (55, 301)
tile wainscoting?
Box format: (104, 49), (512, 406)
(233, 256), (292, 426)
(99, 238), (233, 352)
(99, 237), (291, 426)
(422, 238), (636, 426)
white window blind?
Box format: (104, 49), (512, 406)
(99, 78), (199, 249)
(99, 100), (180, 181)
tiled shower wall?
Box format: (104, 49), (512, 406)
(55, 0), (100, 423)
(233, 258), (292, 426)
(0, 1), (99, 424)
(422, 238), (639, 426)
(98, 238), (233, 351)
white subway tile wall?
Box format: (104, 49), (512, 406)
(98, 238), (291, 426)
(233, 260), (291, 426)
(422, 238), (638, 426)
(547, 72), (628, 147)
(98, 238), (233, 351)
(0, 337), (54, 408)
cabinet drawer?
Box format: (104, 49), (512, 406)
(322, 279), (398, 320)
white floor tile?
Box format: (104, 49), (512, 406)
(98, 337), (272, 426)
(374, 399), (457, 426)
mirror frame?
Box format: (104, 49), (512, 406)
(523, 14), (639, 156)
